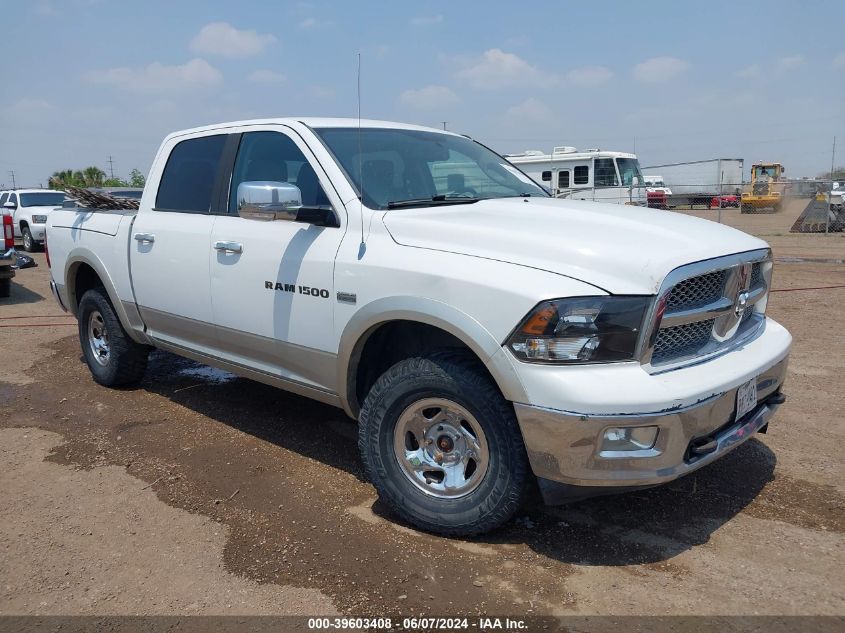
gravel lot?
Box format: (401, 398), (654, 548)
(1, 198), (843, 617)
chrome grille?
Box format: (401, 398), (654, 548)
(644, 250), (771, 370)
(664, 270), (727, 311)
(652, 319), (715, 364)
(749, 262), (763, 288)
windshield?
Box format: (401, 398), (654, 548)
(753, 165), (777, 180)
(314, 127), (547, 209)
(616, 158), (644, 186)
(20, 192), (65, 207)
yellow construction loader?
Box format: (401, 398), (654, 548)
(741, 162), (785, 213)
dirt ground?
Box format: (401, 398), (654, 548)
(0, 198), (843, 617)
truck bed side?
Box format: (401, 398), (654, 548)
(47, 208), (149, 343)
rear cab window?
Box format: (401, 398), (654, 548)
(156, 134), (227, 213)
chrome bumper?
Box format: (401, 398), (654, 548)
(514, 356), (788, 495)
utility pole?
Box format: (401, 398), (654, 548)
(441, 121), (448, 130)
(107, 156), (115, 180)
(8, 171), (16, 189)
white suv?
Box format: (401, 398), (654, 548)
(0, 189), (66, 252)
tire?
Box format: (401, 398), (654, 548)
(358, 351), (529, 537)
(21, 226), (37, 252)
(0, 277), (10, 298)
(78, 287), (149, 387)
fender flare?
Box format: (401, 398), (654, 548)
(64, 249), (151, 345)
(336, 296), (528, 418)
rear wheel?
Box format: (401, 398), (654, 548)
(78, 287), (149, 386)
(358, 352), (528, 536)
(21, 226), (37, 252)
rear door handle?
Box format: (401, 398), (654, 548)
(134, 233), (155, 243)
(214, 241), (243, 254)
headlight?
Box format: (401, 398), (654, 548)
(32, 215), (48, 224)
(507, 296), (650, 364)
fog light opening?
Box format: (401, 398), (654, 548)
(601, 426), (659, 452)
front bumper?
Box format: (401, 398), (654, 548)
(513, 339), (789, 501)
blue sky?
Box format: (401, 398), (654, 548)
(2, 0), (844, 187)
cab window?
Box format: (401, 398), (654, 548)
(156, 134), (227, 213)
(594, 158), (618, 187)
(228, 131), (330, 214)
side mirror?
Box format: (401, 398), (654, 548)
(3, 201), (16, 210)
(236, 180), (337, 227)
(237, 181), (302, 221)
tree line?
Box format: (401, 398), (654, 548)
(48, 166), (146, 189)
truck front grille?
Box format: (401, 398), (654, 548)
(665, 270), (727, 311)
(652, 319), (715, 364)
(644, 251), (771, 369)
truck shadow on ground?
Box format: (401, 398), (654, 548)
(136, 351), (779, 566)
(1, 279), (45, 305)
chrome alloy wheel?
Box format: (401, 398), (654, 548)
(87, 310), (111, 366)
(393, 398), (489, 498)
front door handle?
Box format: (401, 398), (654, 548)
(134, 233), (155, 243)
(214, 241), (243, 254)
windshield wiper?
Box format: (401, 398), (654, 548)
(386, 195), (480, 209)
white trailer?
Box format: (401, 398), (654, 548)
(506, 147), (647, 206)
(642, 158), (744, 207)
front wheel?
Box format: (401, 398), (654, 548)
(358, 352), (529, 536)
(78, 287), (149, 386)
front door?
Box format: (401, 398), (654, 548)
(209, 128), (346, 392)
(130, 133), (227, 354)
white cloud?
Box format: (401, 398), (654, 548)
(299, 17), (317, 29)
(736, 64), (760, 78)
(86, 58), (223, 94)
(399, 85), (459, 109)
(248, 69), (285, 84)
(190, 22), (276, 58)
(455, 49), (548, 89)
(411, 14), (443, 26)
(503, 98), (554, 125)
(566, 65), (613, 86)
(778, 55), (805, 71)
(632, 56), (690, 83)
(835, 52), (845, 69)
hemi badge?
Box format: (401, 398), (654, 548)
(337, 292), (357, 304)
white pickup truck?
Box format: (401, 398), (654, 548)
(46, 118), (791, 536)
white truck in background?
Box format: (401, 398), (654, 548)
(506, 147), (647, 206)
(45, 118), (791, 536)
(642, 159), (744, 208)
(0, 189), (66, 252)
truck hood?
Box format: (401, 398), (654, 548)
(382, 197), (768, 295)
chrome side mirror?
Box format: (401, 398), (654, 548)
(237, 181), (302, 221)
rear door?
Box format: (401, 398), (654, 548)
(209, 127), (346, 392)
(129, 132), (231, 354)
